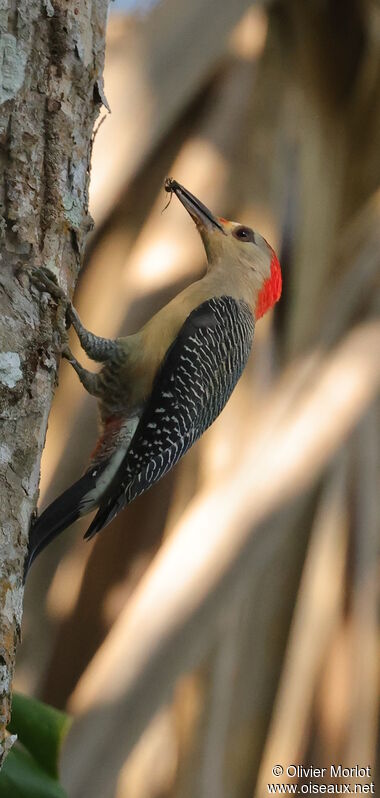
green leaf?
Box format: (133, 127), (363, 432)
(8, 694), (71, 779)
(0, 746), (67, 798)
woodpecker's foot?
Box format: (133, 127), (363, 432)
(62, 348), (100, 395)
(29, 267), (66, 301)
(30, 267), (75, 330)
(61, 343), (76, 362)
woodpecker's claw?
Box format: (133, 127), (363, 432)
(29, 267), (75, 333)
(61, 343), (75, 362)
(29, 267), (66, 302)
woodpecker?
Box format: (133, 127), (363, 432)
(25, 179), (281, 575)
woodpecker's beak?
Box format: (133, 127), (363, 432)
(165, 178), (225, 233)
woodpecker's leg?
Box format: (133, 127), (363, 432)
(67, 306), (120, 363)
(61, 346), (101, 396)
(30, 268), (120, 363)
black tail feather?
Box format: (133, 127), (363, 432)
(83, 495), (121, 540)
(24, 470), (100, 579)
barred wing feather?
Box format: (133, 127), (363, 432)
(84, 296), (255, 538)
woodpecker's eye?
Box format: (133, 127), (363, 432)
(232, 226), (255, 243)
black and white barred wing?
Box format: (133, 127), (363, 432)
(85, 296), (254, 538)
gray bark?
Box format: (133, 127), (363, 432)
(0, 0), (109, 759)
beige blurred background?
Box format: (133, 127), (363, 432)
(19, 1), (380, 797)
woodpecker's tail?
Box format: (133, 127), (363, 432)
(24, 468), (104, 579)
(83, 492), (125, 540)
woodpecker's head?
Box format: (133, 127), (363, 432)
(165, 178), (281, 319)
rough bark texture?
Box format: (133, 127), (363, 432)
(0, 0), (109, 759)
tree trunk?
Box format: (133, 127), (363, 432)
(0, 0), (109, 761)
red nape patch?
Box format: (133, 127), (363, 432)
(218, 216), (228, 224)
(255, 248), (282, 320)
